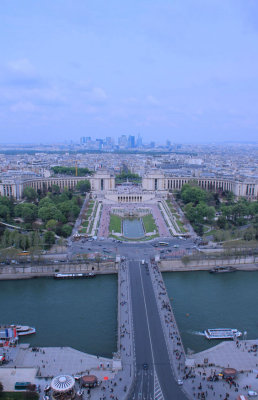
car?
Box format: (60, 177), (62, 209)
(142, 363), (149, 370)
(177, 379), (183, 385)
(248, 391), (258, 397)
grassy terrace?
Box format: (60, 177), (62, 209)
(109, 214), (122, 233)
(142, 214), (157, 233)
(166, 199), (187, 233)
(79, 200), (95, 233)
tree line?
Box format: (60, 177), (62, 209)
(177, 183), (258, 240)
(0, 180), (90, 250)
(51, 166), (92, 176)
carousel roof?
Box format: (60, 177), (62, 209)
(51, 375), (75, 392)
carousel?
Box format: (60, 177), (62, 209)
(50, 375), (75, 400)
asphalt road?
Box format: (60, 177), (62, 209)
(128, 260), (188, 400)
(68, 236), (196, 259)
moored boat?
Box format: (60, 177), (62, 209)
(12, 325), (36, 336)
(0, 324), (36, 338)
(209, 266), (237, 273)
(204, 328), (242, 340)
(54, 272), (96, 279)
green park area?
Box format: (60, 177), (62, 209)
(109, 214), (122, 233)
(0, 179), (90, 255)
(166, 200), (187, 233)
(175, 183), (258, 242)
(142, 214), (157, 233)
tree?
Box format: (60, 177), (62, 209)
(217, 215), (227, 229)
(181, 184), (207, 205)
(38, 196), (54, 209)
(46, 219), (58, 231)
(0, 381), (3, 395)
(15, 203), (37, 223)
(76, 180), (91, 194)
(61, 224), (73, 237)
(23, 187), (37, 202)
(51, 166), (92, 176)
(44, 231), (55, 246)
(0, 205), (10, 221)
(243, 227), (255, 241)
(38, 205), (64, 222)
(50, 184), (60, 194)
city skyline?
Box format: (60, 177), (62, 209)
(1, 0), (258, 144)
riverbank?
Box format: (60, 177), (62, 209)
(160, 257), (258, 272)
(0, 261), (117, 280)
(0, 256), (258, 280)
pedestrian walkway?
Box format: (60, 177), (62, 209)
(149, 260), (258, 400)
(190, 340), (258, 371)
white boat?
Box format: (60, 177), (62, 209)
(204, 328), (242, 340)
(9, 325), (36, 336)
(54, 272), (96, 279)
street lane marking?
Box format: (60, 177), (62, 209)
(154, 368), (164, 400)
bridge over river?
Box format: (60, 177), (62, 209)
(125, 258), (188, 400)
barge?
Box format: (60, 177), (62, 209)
(209, 266), (237, 273)
(54, 272), (96, 279)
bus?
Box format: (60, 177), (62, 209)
(159, 242), (169, 246)
(18, 251), (30, 256)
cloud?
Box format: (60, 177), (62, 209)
(146, 95), (159, 106)
(8, 59), (36, 75)
(90, 87), (108, 103)
(10, 101), (39, 113)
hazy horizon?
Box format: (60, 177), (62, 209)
(1, 0), (258, 144)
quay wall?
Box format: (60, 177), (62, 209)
(0, 256), (257, 280)
(160, 256), (258, 271)
(0, 261), (117, 280)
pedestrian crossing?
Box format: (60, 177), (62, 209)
(154, 369), (164, 400)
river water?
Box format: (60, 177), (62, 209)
(163, 271), (258, 353)
(0, 271), (257, 358)
(0, 275), (117, 358)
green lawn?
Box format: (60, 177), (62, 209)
(109, 214), (122, 233)
(142, 214), (157, 233)
(176, 219), (187, 232)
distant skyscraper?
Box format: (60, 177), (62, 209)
(128, 135), (135, 148)
(166, 140), (171, 147)
(136, 134), (143, 148)
(80, 136), (91, 145)
(118, 135), (128, 148)
(150, 141), (155, 148)
(96, 139), (103, 149)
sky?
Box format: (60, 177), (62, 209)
(1, 0), (258, 144)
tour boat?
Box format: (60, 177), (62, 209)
(11, 325), (36, 336)
(204, 328), (242, 340)
(0, 325), (36, 339)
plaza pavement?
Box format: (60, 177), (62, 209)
(149, 260), (258, 399)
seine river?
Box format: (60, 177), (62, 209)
(163, 271), (258, 353)
(0, 271), (257, 357)
(0, 275), (117, 358)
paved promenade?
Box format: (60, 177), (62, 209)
(149, 260), (258, 399)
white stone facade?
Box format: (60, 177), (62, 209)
(0, 170), (257, 201)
